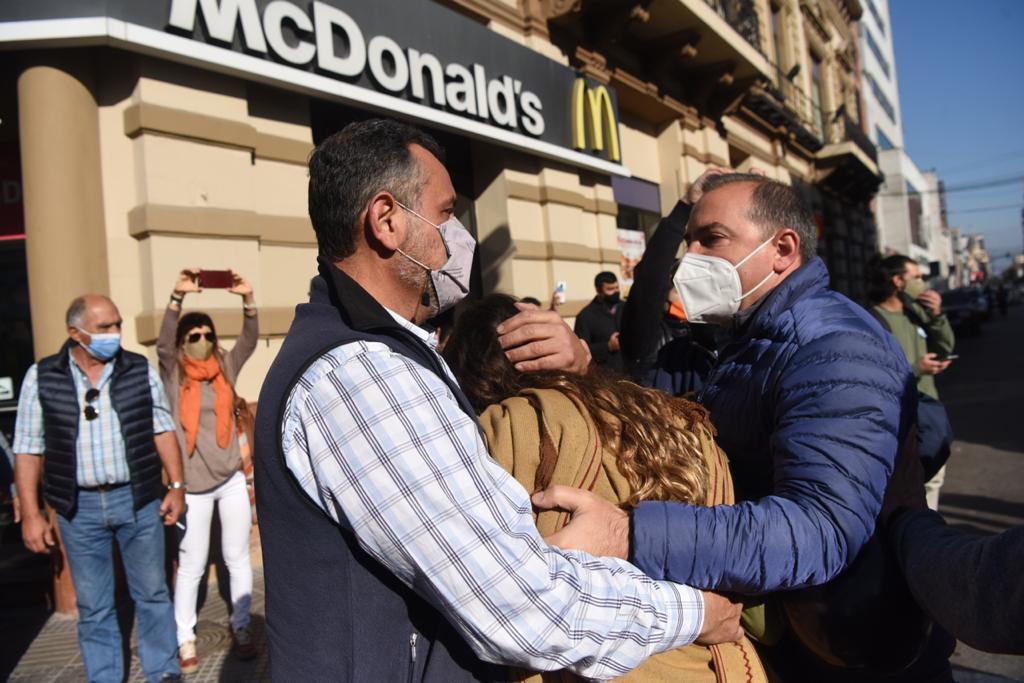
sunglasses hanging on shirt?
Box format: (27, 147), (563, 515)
(84, 387), (100, 421)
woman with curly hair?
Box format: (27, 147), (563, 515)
(442, 293), (769, 683)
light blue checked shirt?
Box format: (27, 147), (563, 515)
(13, 356), (175, 487)
(282, 311), (704, 680)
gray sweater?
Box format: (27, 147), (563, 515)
(157, 306), (258, 494)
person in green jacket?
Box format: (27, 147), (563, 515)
(868, 254), (955, 509)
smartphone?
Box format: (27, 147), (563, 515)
(936, 353), (959, 361)
(198, 269), (234, 288)
(174, 511), (188, 543)
(554, 281), (567, 305)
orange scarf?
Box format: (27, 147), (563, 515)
(179, 355), (234, 456)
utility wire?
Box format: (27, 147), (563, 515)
(876, 173), (1023, 197)
(946, 203), (1022, 215)
(936, 149), (1024, 177)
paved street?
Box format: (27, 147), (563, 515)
(938, 302), (1024, 682)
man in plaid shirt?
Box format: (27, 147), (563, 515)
(255, 118), (742, 681)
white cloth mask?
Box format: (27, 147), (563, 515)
(395, 202), (475, 314)
(672, 235), (777, 325)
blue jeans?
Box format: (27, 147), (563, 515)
(57, 487), (179, 682)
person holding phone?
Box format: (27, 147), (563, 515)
(867, 255), (956, 510)
(158, 268), (259, 671)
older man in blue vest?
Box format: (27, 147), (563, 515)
(14, 294), (187, 683)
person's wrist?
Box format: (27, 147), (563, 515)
(21, 508), (45, 522)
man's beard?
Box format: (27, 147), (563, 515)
(396, 228), (440, 318)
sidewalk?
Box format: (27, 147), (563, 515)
(8, 569), (269, 682)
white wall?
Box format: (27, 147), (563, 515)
(859, 0), (903, 148)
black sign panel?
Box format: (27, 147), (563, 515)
(0, 0), (623, 170)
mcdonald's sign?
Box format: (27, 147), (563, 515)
(571, 79), (621, 162)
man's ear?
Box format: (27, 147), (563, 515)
(773, 228), (800, 272)
(68, 326), (85, 344)
(365, 191), (403, 252)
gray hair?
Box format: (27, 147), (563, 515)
(65, 294), (114, 328)
(699, 173), (818, 262)
(66, 296), (88, 328)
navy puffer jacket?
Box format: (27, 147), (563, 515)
(631, 258), (916, 593)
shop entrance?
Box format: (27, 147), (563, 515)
(0, 61), (32, 457)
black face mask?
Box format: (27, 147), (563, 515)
(603, 291), (621, 306)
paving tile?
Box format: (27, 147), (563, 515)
(11, 569), (268, 682)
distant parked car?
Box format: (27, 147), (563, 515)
(942, 288), (988, 336)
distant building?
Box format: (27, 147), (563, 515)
(965, 234), (992, 283)
(859, 0), (951, 282)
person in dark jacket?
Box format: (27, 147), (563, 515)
(13, 294), (186, 683)
(890, 508), (1024, 655)
(534, 173), (930, 671)
(574, 271), (624, 373)
(620, 168), (731, 395)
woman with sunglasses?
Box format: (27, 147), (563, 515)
(157, 267), (259, 672)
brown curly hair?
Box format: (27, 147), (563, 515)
(443, 294), (713, 507)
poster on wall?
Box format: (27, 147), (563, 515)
(616, 228), (646, 292)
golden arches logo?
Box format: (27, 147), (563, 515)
(571, 79), (621, 162)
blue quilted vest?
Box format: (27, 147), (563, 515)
(254, 260), (505, 682)
(35, 343), (162, 518)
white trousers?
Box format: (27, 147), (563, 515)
(174, 471), (253, 644)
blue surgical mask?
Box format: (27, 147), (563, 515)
(77, 329), (122, 361)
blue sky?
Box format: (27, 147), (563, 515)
(888, 0), (1024, 271)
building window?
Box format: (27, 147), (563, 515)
(907, 181), (926, 248)
(866, 73), (897, 124)
(771, 3), (785, 69)
(865, 0), (886, 36)
(876, 127), (895, 150)
(612, 176), (662, 288)
(810, 53), (825, 138)
(863, 28), (891, 78)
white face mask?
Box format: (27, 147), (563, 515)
(672, 235), (776, 326)
(395, 202), (475, 314)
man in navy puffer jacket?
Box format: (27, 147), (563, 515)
(535, 173), (916, 595)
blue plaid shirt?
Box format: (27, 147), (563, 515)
(13, 356), (175, 487)
(281, 311), (704, 680)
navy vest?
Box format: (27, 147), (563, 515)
(254, 261), (505, 682)
(35, 342), (162, 518)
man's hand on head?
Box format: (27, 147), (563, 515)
(532, 485), (629, 559)
(684, 166), (732, 205)
(695, 591), (744, 645)
(497, 303), (591, 374)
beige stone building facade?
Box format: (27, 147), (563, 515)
(0, 0), (880, 410)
